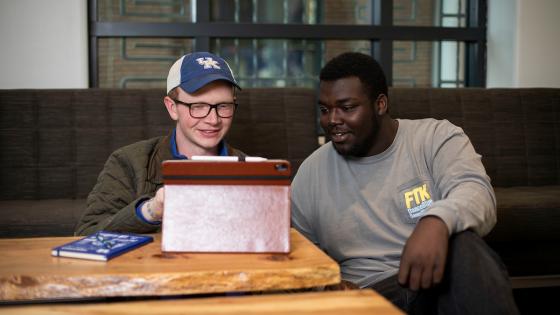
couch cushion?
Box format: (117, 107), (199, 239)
(484, 185), (560, 277)
(486, 185), (560, 242)
(0, 199), (86, 238)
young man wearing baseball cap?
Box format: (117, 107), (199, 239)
(76, 52), (246, 235)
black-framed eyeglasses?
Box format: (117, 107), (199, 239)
(172, 99), (238, 118)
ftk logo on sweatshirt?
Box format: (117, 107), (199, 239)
(403, 183), (433, 219)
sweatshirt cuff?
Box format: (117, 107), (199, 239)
(135, 198), (161, 225)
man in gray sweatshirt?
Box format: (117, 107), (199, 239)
(291, 52), (518, 314)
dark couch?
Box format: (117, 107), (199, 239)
(0, 88), (318, 237)
(1, 87), (559, 290)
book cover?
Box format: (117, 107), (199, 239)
(51, 231), (153, 261)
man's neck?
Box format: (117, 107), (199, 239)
(367, 116), (398, 156)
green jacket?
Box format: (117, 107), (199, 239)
(75, 134), (246, 236)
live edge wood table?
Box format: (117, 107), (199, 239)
(1, 290), (404, 315)
(0, 229), (340, 303)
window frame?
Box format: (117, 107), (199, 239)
(88, 0), (487, 88)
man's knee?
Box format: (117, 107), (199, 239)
(451, 230), (500, 258)
(443, 231), (519, 314)
(447, 230), (509, 280)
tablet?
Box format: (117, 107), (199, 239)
(161, 159), (291, 253)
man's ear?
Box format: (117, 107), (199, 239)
(375, 94), (389, 116)
(163, 96), (179, 121)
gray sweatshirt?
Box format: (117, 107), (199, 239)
(291, 118), (496, 287)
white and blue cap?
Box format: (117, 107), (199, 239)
(166, 52), (240, 94)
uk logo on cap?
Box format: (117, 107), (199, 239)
(167, 52), (240, 94)
(196, 57), (221, 70)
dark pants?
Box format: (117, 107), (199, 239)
(370, 231), (519, 315)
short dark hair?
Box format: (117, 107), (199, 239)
(319, 52), (388, 102)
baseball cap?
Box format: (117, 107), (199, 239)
(166, 52), (241, 94)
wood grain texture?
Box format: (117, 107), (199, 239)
(1, 290), (403, 315)
(0, 229), (340, 302)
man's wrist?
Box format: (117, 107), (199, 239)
(144, 198), (162, 222)
(419, 215), (449, 236)
(135, 198), (161, 225)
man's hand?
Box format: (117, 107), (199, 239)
(142, 187), (165, 222)
(398, 215), (449, 291)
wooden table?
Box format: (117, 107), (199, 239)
(1, 290), (403, 314)
(0, 229), (340, 302)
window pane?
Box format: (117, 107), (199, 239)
(394, 0), (435, 26)
(442, 0), (459, 14)
(210, 0), (371, 24)
(393, 41), (465, 88)
(257, 0), (284, 23)
(439, 40), (465, 87)
(442, 17), (458, 27)
(394, 0), (467, 27)
(323, 40), (371, 62)
(211, 39), (370, 88)
(393, 41), (433, 87)
(98, 37), (369, 89)
(98, 0), (193, 22)
(98, 38), (194, 88)
(323, 0), (372, 24)
(440, 41), (458, 81)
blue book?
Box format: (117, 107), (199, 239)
(51, 231), (153, 261)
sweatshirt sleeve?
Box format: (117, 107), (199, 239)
(75, 151), (160, 236)
(290, 160), (320, 246)
(423, 121), (497, 237)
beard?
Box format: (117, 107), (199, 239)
(332, 114), (380, 157)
